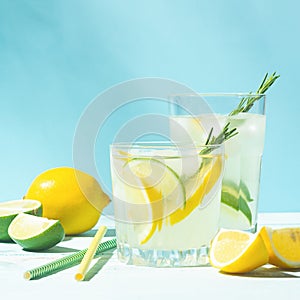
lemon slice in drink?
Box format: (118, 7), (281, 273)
(122, 157), (186, 244)
(209, 228), (268, 273)
(260, 226), (300, 269)
(8, 213), (65, 251)
(0, 199), (42, 242)
(168, 155), (223, 226)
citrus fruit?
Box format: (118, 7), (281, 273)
(209, 228), (269, 273)
(260, 226), (300, 269)
(221, 180), (252, 225)
(121, 155), (222, 245)
(8, 213), (64, 251)
(219, 203), (251, 231)
(122, 157), (186, 244)
(168, 155), (223, 226)
(0, 199), (42, 242)
(24, 167), (110, 235)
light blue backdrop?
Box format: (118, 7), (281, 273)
(0, 0), (299, 212)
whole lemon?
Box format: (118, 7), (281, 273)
(24, 167), (110, 235)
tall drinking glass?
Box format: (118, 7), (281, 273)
(169, 93), (266, 233)
(110, 142), (224, 267)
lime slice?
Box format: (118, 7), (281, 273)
(124, 157), (186, 210)
(240, 180), (253, 202)
(221, 180), (252, 224)
(122, 157), (186, 244)
(8, 213), (65, 251)
(219, 203), (252, 230)
(0, 199), (42, 242)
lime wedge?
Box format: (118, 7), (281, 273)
(0, 199), (42, 242)
(219, 203), (251, 230)
(8, 213), (65, 251)
(221, 180), (252, 224)
(240, 180), (253, 202)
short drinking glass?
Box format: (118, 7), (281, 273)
(110, 142), (224, 267)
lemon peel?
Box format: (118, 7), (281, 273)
(209, 228), (269, 273)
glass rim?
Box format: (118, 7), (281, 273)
(168, 92), (266, 98)
(110, 141), (225, 149)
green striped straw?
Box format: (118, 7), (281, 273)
(24, 238), (117, 280)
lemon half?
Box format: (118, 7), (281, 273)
(261, 226), (300, 269)
(209, 228), (268, 273)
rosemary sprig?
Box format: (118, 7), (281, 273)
(229, 72), (280, 116)
(200, 122), (238, 155)
(200, 72), (280, 154)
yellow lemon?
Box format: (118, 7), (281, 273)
(260, 226), (300, 269)
(209, 228), (269, 273)
(24, 167), (110, 235)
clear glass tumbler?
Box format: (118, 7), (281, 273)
(169, 93), (266, 233)
(110, 142), (224, 267)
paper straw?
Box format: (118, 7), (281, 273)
(24, 238), (117, 280)
(75, 226), (107, 281)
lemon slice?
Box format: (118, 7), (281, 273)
(123, 157), (186, 216)
(0, 199), (42, 242)
(8, 213), (65, 251)
(122, 158), (186, 244)
(260, 226), (300, 269)
(168, 155), (223, 226)
(209, 228), (268, 273)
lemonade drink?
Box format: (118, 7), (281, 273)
(170, 110), (265, 232)
(220, 113), (265, 231)
(110, 143), (224, 267)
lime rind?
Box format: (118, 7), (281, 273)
(0, 199), (42, 216)
(0, 199), (42, 242)
(123, 157), (186, 207)
(121, 157), (186, 244)
(121, 155), (222, 245)
(8, 213), (65, 251)
(221, 180), (252, 224)
(0, 214), (17, 242)
(239, 181), (253, 202)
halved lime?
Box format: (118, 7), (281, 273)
(8, 213), (65, 251)
(221, 180), (252, 224)
(0, 199), (42, 242)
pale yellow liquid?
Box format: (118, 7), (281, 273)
(111, 150), (223, 266)
(170, 113), (266, 231)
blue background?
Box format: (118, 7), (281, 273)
(0, 0), (299, 212)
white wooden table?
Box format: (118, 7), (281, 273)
(1, 213), (300, 300)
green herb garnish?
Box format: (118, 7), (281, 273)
(201, 123), (238, 155)
(201, 72), (280, 154)
(229, 72), (280, 116)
